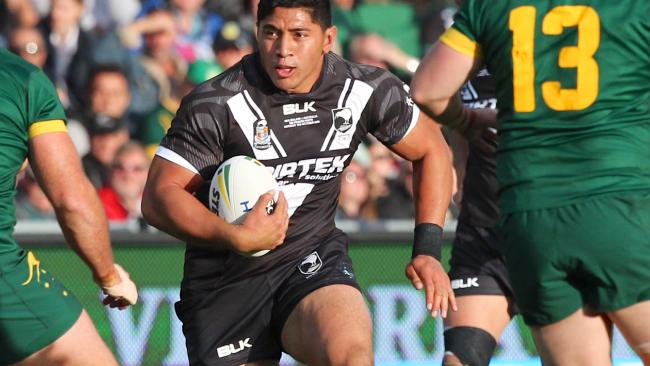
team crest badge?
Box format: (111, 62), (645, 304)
(253, 119), (271, 150)
(332, 107), (353, 133)
(298, 251), (323, 276)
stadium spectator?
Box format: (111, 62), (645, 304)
(82, 0), (142, 33)
(169, 0), (223, 61)
(212, 21), (255, 69)
(376, 159), (416, 219)
(86, 65), (134, 132)
(349, 33), (421, 77)
(137, 59), (222, 158)
(411, 0), (650, 364)
(337, 159), (377, 221)
(0, 0), (39, 44)
(0, 47), (137, 366)
(82, 114), (130, 189)
(98, 142), (150, 221)
(7, 27), (48, 68)
(142, 1), (454, 365)
(114, 9), (187, 104)
(15, 166), (56, 221)
(40, 0), (94, 112)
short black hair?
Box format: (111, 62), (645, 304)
(89, 64), (127, 84)
(257, 0), (332, 29)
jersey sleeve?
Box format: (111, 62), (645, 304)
(439, 0), (485, 59)
(366, 72), (419, 146)
(156, 96), (226, 179)
(26, 69), (67, 138)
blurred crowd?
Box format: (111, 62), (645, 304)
(3, 0), (460, 226)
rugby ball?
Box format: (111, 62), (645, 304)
(209, 156), (279, 257)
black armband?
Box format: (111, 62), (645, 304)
(412, 223), (443, 260)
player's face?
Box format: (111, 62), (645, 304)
(257, 7), (336, 93)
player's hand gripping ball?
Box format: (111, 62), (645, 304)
(209, 156), (279, 257)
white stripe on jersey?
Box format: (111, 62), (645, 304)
(227, 92), (282, 160)
(155, 146), (200, 174)
(280, 183), (314, 217)
(321, 78), (351, 151)
(402, 103), (420, 139)
(327, 79), (374, 151)
(244, 90), (288, 158)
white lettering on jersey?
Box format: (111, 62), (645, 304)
(283, 102), (316, 115)
(451, 277), (479, 289)
(271, 155), (350, 181)
(216, 338), (252, 358)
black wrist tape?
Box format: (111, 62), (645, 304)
(412, 223), (443, 260)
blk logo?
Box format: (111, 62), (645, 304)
(217, 338), (252, 358)
(451, 277), (479, 289)
(283, 101), (316, 115)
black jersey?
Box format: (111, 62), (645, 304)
(158, 52), (419, 287)
(457, 68), (499, 228)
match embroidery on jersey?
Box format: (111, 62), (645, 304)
(321, 78), (373, 152)
(227, 91), (288, 160)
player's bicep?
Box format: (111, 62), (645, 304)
(411, 41), (479, 112)
(28, 131), (87, 205)
(388, 112), (449, 162)
(368, 73), (419, 145)
(146, 155), (204, 195)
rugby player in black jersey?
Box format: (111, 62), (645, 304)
(142, 1), (455, 365)
(441, 69), (518, 366)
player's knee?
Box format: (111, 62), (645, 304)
(324, 337), (372, 366)
(443, 326), (497, 366)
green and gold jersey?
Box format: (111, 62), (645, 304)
(0, 49), (67, 266)
(441, 1), (650, 213)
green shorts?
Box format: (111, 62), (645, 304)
(0, 249), (82, 365)
(500, 192), (650, 326)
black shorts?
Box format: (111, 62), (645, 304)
(175, 232), (361, 366)
(449, 221), (514, 299)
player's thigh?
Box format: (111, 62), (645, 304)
(561, 194), (650, 314)
(281, 284), (372, 366)
(444, 295), (512, 340)
(176, 276), (283, 365)
(0, 250), (86, 365)
(500, 210), (583, 325)
(531, 307), (612, 366)
(13, 310), (118, 366)
(607, 300), (650, 364)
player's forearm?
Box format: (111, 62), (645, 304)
(53, 180), (116, 282)
(413, 137), (453, 227)
(141, 185), (238, 249)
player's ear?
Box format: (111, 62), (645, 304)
(322, 25), (337, 53)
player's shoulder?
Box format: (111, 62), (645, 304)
(0, 49), (42, 86)
(330, 52), (405, 90)
(181, 57), (253, 112)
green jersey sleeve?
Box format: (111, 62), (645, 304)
(26, 69), (66, 126)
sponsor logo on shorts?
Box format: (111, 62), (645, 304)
(341, 266), (355, 279)
(217, 338), (252, 358)
(451, 277), (479, 289)
(298, 252), (322, 277)
(22, 251), (41, 286)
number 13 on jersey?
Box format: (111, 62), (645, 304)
(509, 6), (600, 112)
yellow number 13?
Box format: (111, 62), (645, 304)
(509, 6), (600, 112)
